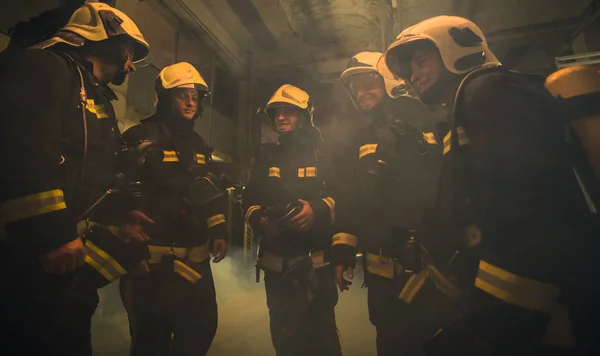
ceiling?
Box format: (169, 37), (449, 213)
(158, 0), (595, 85)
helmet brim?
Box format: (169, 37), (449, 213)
(377, 35), (434, 80)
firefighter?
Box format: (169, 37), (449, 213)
(333, 51), (460, 356)
(118, 62), (228, 356)
(242, 85), (341, 356)
(0, 2), (151, 355)
(378, 15), (600, 355)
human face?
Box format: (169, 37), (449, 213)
(172, 88), (200, 120)
(348, 72), (385, 111)
(273, 106), (300, 133)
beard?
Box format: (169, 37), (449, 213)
(111, 70), (127, 86)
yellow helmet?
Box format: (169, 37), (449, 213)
(265, 84), (315, 127)
(32, 1), (149, 63)
(340, 51), (412, 109)
(378, 16), (499, 80)
(156, 62), (209, 93)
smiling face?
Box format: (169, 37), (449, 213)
(347, 72), (385, 111)
(172, 88), (199, 120)
(272, 106), (300, 133)
(387, 41), (447, 106)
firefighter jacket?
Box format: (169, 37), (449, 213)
(121, 115), (229, 249)
(441, 66), (597, 328)
(0, 48), (128, 258)
(331, 97), (444, 270)
(242, 129), (336, 260)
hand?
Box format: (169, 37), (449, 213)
(129, 260), (150, 277)
(335, 264), (354, 292)
(212, 239), (228, 263)
(260, 217), (281, 238)
(40, 237), (86, 274)
(120, 210), (154, 243)
(289, 199), (314, 232)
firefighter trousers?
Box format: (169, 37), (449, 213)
(0, 255), (99, 356)
(120, 261), (218, 356)
(461, 223), (600, 355)
(263, 265), (342, 356)
(367, 272), (461, 356)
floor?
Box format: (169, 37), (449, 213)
(91, 251), (377, 356)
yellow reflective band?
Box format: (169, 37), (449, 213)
(245, 205), (261, 223)
(359, 144), (377, 159)
(332, 232), (358, 247)
(86, 99), (108, 119)
(475, 260), (560, 313)
(1, 189), (66, 224)
(322, 197), (336, 224)
(173, 260), (202, 283)
(85, 255), (116, 281)
(187, 243), (211, 263)
(298, 168), (306, 177)
(305, 167), (317, 177)
(196, 153), (206, 165)
(365, 252), (400, 279)
(84, 240), (127, 282)
(423, 132), (438, 144)
(443, 127), (470, 155)
(268, 167), (281, 178)
(162, 150), (179, 162)
(427, 266), (462, 299)
(399, 270), (429, 303)
(207, 213), (226, 228)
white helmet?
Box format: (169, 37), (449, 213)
(32, 2), (150, 63)
(377, 16), (500, 81)
(340, 51), (412, 109)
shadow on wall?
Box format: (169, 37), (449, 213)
(91, 248), (376, 356)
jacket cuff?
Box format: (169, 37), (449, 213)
(207, 213), (227, 240)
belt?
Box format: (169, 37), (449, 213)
(364, 252), (403, 279)
(257, 250), (329, 274)
(77, 219), (122, 240)
(147, 243), (211, 284)
(365, 249), (462, 303)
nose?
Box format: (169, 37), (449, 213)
(277, 113), (286, 121)
(124, 57), (136, 75)
(410, 65), (421, 86)
(356, 87), (369, 99)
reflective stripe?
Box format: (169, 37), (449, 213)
(174, 260), (202, 283)
(423, 132), (438, 144)
(359, 144), (377, 159)
(321, 197), (335, 224)
(86, 99), (108, 119)
(84, 239), (127, 282)
(162, 150), (179, 162)
(298, 168), (306, 177)
(196, 153), (206, 165)
(475, 260), (560, 313)
(1, 189), (66, 224)
(399, 270), (429, 303)
(305, 167), (317, 177)
(207, 213), (226, 228)
(332, 232), (358, 247)
(443, 127), (470, 155)
(365, 252), (401, 279)
(268, 167), (281, 178)
(245, 205), (261, 223)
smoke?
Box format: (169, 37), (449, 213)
(91, 247), (376, 356)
